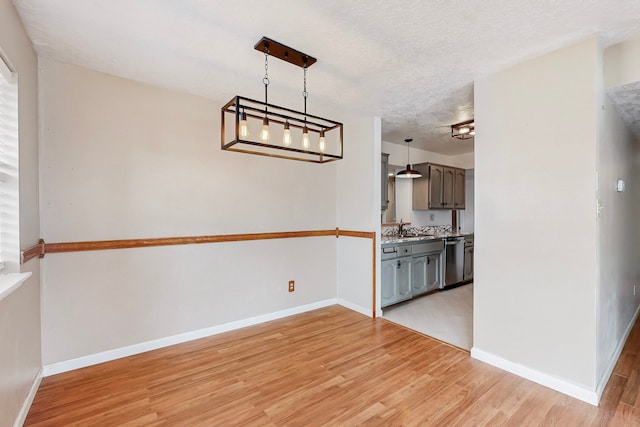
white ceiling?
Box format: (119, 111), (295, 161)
(13, 0), (640, 155)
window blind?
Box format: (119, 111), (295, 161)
(0, 57), (19, 269)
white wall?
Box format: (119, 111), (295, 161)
(474, 39), (599, 391)
(0, 0), (41, 425)
(38, 59), (379, 365)
(596, 43), (640, 390)
(382, 140), (474, 227)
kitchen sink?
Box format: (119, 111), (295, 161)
(402, 232), (434, 237)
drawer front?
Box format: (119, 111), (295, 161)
(381, 246), (398, 260)
(381, 244), (412, 260)
(397, 245), (412, 257)
(412, 240), (444, 255)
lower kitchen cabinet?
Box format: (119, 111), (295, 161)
(381, 257), (412, 307)
(463, 246), (474, 281)
(411, 252), (442, 296)
(382, 239), (445, 308)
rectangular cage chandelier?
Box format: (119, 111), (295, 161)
(221, 37), (343, 163)
(451, 119), (475, 140)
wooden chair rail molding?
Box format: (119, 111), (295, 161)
(20, 228), (378, 317)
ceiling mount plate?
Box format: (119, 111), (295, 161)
(254, 36), (317, 68)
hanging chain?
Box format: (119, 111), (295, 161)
(263, 47), (270, 109)
(302, 64), (308, 116)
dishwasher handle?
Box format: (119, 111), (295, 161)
(445, 239), (464, 246)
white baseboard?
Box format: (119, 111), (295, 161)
(595, 304), (640, 402)
(470, 347), (598, 406)
(43, 299), (337, 377)
(337, 298), (372, 318)
(13, 367), (43, 427)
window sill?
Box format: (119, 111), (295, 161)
(0, 272), (33, 303)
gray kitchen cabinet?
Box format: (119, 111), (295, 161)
(412, 252), (442, 296)
(381, 153), (389, 211)
(381, 259), (397, 307)
(429, 165), (444, 209)
(381, 256), (412, 307)
(411, 163), (431, 210)
(413, 163), (465, 210)
(426, 252), (443, 290)
(454, 168), (466, 209)
(442, 167), (455, 208)
(397, 257), (412, 301)
(382, 240), (444, 308)
(463, 246), (474, 281)
(411, 256), (429, 295)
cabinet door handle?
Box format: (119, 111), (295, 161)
(397, 260), (401, 269)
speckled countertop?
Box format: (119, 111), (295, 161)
(381, 231), (473, 245)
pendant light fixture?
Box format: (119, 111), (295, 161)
(396, 138), (422, 179)
(239, 109), (249, 138)
(221, 37), (343, 163)
(282, 121), (292, 146)
(451, 119), (475, 140)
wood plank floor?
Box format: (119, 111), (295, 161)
(25, 305), (640, 426)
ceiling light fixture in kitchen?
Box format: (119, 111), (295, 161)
(451, 119), (475, 140)
(221, 37), (343, 163)
(396, 138), (422, 179)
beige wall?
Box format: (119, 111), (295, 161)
(336, 117), (380, 314)
(474, 39), (599, 390)
(382, 140), (474, 170)
(39, 58), (378, 364)
(604, 37), (640, 88)
(596, 84), (640, 388)
(0, 0), (41, 425)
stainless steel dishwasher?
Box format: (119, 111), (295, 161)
(444, 236), (465, 288)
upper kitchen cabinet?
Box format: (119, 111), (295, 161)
(412, 163), (433, 209)
(381, 153), (389, 211)
(453, 168), (465, 209)
(442, 167), (455, 208)
(413, 163), (465, 210)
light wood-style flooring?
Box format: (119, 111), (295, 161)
(25, 305), (640, 426)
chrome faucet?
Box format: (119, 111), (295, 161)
(398, 219), (406, 237)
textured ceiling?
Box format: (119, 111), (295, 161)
(608, 82), (640, 139)
(13, 0), (640, 155)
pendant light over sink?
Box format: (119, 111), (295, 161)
(396, 138), (422, 179)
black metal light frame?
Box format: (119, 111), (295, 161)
(221, 96), (343, 163)
(221, 37), (343, 163)
(451, 119), (475, 140)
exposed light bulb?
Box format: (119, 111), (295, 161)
(459, 127), (470, 135)
(318, 130), (326, 153)
(469, 129), (475, 136)
(283, 121), (292, 146)
(239, 110), (249, 138)
(302, 126), (310, 149)
(260, 117), (270, 142)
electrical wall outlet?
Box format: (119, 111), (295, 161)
(430, 213), (435, 221)
(288, 280), (295, 292)
(634, 284), (636, 296)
